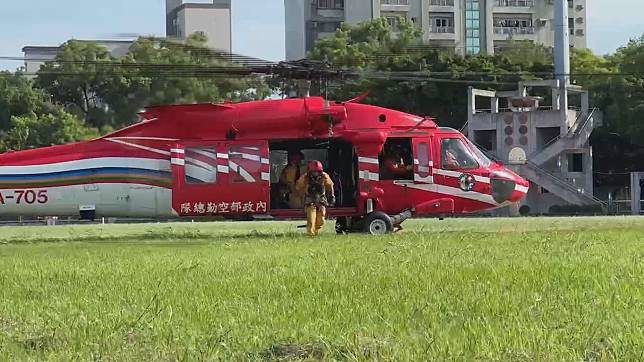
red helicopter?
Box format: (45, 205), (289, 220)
(0, 93), (528, 234)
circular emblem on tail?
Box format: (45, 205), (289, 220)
(459, 174), (476, 192)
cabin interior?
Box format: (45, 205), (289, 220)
(269, 138), (357, 209)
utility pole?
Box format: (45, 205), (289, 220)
(554, 0), (570, 112)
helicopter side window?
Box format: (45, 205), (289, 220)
(379, 138), (413, 181)
(185, 147), (218, 184)
(441, 138), (479, 170)
(229, 145), (261, 183)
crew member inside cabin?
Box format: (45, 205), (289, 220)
(381, 144), (413, 180)
(279, 150), (305, 208)
(442, 139), (462, 170)
(296, 161), (335, 236)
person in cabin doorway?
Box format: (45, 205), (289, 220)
(382, 144), (413, 180)
(296, 161), (335, 236)
(279, 150), (305, 208)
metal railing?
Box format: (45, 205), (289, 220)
(495, 0), (534, 7)
(381, 0), (409, 5)
(531, 107), (596, 158)
(429, 0), (454, 5)
(524, 161), (607, 208)
(431, 26), (455, 33)
(566, 107), (597, 137)
(494, 27), (535, 35)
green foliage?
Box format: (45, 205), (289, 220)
(0, 218), (642, 360)
(0, 111), (98, 152)
(0, 71), (96, 152)
(309, 20), (557, 128)
(36, 35), (271, 130)
(603, 36), (644, 143)
(0, 72), (59, 131)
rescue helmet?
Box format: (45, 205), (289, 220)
(307, 160), (324, 172)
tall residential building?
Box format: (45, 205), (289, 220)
(166, 0), (232, 52)
(285, 0), (587, 60)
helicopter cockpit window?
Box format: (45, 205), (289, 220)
(379, 138), (413, 180)
(465, 138), (492, 167)
(441, 138), (479, 170)
(185, 147), (218, 184)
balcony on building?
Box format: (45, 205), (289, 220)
(380, 0), (410, 12)
(493, 0), (534, 14)
(313, 20), (343, 40)
(493, 16), (536, 40)
(428, 0), (455, 12)
(429, 14), (455, 40)
(315, 0), (345, 19)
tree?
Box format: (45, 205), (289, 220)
(0, 72), (59, 132)
(0, 110), (98, 152)
(35, 40), (115, 129)
(0, 71), (97, 152)
(36, 34), (271, 130)
(605, 35), (644, 143)
(308, 18), (553, 128)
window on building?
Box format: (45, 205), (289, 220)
(568, 153), (584, 173)
(385, 16), (399, 29)
(496, 0), (534, 6)
(568, 17), (575, 35)
(317, 21), (341, 33)
(381, 0), (409, 4)
(430, 0), (455, 5)
(317, 0), (344, 9)
(431, 16), (454, 33)
(185, 147), (218, 184)
(465, 0), (481, 54)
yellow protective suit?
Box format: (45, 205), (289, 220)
(296, 171), (334, 236)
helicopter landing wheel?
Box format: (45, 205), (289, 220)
(364, 212), (393, 235)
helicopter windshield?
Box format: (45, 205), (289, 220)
(441, 138), (480, 170)
(464, 138), (492, 167)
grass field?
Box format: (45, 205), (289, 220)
(0, 217), (643, 361)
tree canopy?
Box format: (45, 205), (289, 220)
(0, 71), (96, 152)
(35, 34), (271, 131)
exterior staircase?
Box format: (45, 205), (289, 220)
(518, 161), (606, 208)
(517, 108), (606, 210)
(530, 108), (598, 166)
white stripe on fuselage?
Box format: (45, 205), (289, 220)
(407, 183), (498, 206)
(0, 157), (171, 175)
(105, 139), (171, 156)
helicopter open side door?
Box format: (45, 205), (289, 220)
(170, 141), (270, 217)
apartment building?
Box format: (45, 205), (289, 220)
(285, 0), (587, 59)
(166, 0), (232, 52)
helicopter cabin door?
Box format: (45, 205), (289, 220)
(170, 141), (270, 217)
(413, 138), (434, 185)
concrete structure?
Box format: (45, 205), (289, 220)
(285, 0), (588, 59)
(23, 40), (135, 75)
(631, 172), (644, 215)
(166, 0), (232, 52)
(467, 80), (604, 214)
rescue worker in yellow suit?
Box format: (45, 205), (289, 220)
(279, 150), (305, 208)
(296, 160), (335, 236)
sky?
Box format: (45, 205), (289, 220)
(0, 0), (643, 71)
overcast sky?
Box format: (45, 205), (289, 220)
(0, 0), (642, 71)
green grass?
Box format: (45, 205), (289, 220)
(0, 217), (643, 361)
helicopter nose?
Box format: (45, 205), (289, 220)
(510, 174), (530, 203)
(490, 170), (529, 204)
